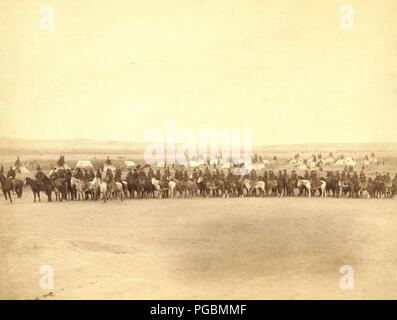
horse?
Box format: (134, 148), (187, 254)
(108, 181), (123, 201)
(243, 179), (265, 197)
(385, 180), (393, 198)
(70, 177), (90, 200)
(297, 179), (326, 197)
(138, 176), (155, 198)
(266, 178), (278, 196)
(160, 178), (170, 198)
(183, 179), (198, 198)
(326, 177), (341, 197)
(196, 176), (206, 196)
(24, 177), (42, 202)
(174, 179), (186, 198)
(51, 176), (67, 201)
(151, 178), (162, 198)
(373, 179), (386, 198)
(91, 178), (107, 202)
(39, 174), (55, 202)
(168, 180), (176, 199)
(285, 177), (298, 197)
(126, 175), (140, 199)
(203, 178), (225, 197)
(14, 178), (24, 199)
(392, 181), (397, 199)
(0, 174), (13, 203)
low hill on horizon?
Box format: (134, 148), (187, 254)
(0, 137), (396, 156)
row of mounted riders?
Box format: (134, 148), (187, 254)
(1, 167), (396, 203)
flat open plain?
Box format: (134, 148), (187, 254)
(1, 193), (396, 299)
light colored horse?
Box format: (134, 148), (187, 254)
(151, 178), (162, 198)
(108, 181), (123, 201)
(91, 178), (107, 202)
(243, 179), (266, 197)
(297, 179), (326, 197)
(70, 177), (90, 200)
(168, 180), (176, 199)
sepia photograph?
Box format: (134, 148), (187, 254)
(0, 0), (397, 306)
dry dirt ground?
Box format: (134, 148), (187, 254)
(0, 193), (396, 300)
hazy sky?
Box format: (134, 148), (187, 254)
(0, 0), (396, 145)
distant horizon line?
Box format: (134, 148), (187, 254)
(1, 136), (397, 148)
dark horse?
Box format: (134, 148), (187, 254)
(40, 174), (55, 202)
(14, 178), (24, 198)
(0, 174), (13, 203)
(25, 177), (42, 202)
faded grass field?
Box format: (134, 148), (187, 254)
(1, 194), (396, 299)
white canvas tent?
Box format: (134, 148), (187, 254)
(76, 160), (93, 169)
(188, 161), (200, 168)
(323, 157), (335, 165)
(124, 161), (136, 168)
(13, 165), (30, 173)
(289, 159), (302, 166)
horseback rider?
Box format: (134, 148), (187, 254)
(204, 167), (211, 179)
(7, 166), (16, 180)
(147, 167), (154, 179)
(304, 170), (310, 180)
(14, 157), (21, 174)
(250, 169), (257, 181)
(359, 169), (366, 183)
(88, 168), (95, 181)
(220, 170), (226, 182)
(126, 168), (133, 181)
(35, 165), (44, 184)
(183, 170), (189, 182)
(75, 168), (83, 180)
(105, 168), (113, 184)
(114, 169), (122, 183)
(215, 168), (221, 180)
(96, 169), (102, 180)
(155, 169), (161, 181)
(352, 171), (358, 183)
(49, 167), (58, 180)
(7, 166), (16, 191)
(83, 169), (90, 182)
(192, 168), (198, 181)
(132, 168), (139, 180)
(282, 169), (288, 182)
(165, 167), (171, 178)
